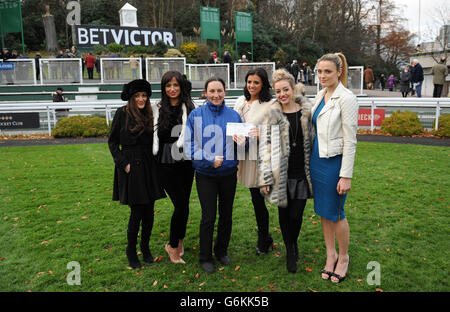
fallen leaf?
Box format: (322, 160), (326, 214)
(163, 285), (168, 289)
(0, 258), (5, 261)
(234, 265), (240, 271)
(376, 288), (383, 292)
(48, 270), (53, 274)
(195, 273), (199, 279)
(231, 279), (236, 283)
(306, 267), (313, 272)
(81, 216), (88, 220)
(152, 280), (158, 286)
(41, 241), (49, 245)
(185, 280), (190, 283)
(218, 266), (225, 271)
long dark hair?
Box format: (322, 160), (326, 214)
(243, 67), (272, 102)
(157, 70), (195, 131)
(125, 93), (153, 136)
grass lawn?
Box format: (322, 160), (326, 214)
(0, 141), (448, 292)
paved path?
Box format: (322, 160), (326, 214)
(0, 135), (448, 148)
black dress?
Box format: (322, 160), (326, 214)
(108, 106), (165, 206)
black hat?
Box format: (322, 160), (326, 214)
(57, 87), (63, 91)
(121, 79), (152, 101)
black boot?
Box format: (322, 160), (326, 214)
(286, 242), (297, 273)
(126, 245), (142, 269)
(126, 228), (142, 269)
(255, 234), (274, 255)
(140, 239), (154, 264)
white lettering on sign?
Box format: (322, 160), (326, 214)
(75, 25), (176, 47)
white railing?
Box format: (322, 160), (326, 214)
(1, 97), (449, 135)
(39, 58), (83, 85)
(0, 59), (37, 85)
(187, 63), (231, 90)
(100, 57), (143, 83)
(234, 62), (276, 89)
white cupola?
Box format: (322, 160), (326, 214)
(119, 3), (138, 27)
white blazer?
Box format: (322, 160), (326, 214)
(311, 82), (358, 178)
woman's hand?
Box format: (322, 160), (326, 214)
(125, 164), (130, 173)
(233, 134), (246, 146)
(337, 177), (351, 195)
(213, 156), (224, 168)
(260, 185), (270, 195)
(248, 127), (260, 139)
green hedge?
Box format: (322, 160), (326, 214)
(52, 115), (110, 138)
(433, 114), (450, 137)
(381, 110), (424, 136)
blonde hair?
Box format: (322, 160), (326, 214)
(317, 52), (348, 88)
(271, 68), (295, 89)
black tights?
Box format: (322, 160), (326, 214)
(249, 188), (270, 239)
(127, 203), (155, 249)
(278, 199), (306, 247)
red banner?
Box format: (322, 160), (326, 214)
(358, 109), (386, 126)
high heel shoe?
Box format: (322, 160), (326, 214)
(331, 256), (350, 283)
(321, 256), (338, 280)
(178, 239), (184, 257)
(165, 244), (185, 264)
(255, 235), (274, 255)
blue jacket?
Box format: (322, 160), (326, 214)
(185, 100), (242, 177)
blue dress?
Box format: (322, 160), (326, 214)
(310, 98), (347, 221)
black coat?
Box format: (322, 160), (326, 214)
(108, 106), (165, 206)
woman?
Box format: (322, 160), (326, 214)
(400, 66), (411, 98)
(185, 77), (244, 274)
(152, 71), (195, 264)
(233, 68), (275, 255)
(108, 79), (166, 269)
(311, 53), (358, 283)
(259, 69), (313, 273)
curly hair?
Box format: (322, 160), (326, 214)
(271, 68), (295, 89)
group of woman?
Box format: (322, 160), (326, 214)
(108, 52), (358, 284)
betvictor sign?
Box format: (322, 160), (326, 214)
(75, 24), (176, 47)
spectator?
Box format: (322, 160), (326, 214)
(291, 60), (300, 83)
(364, 66), (374, 90)
(208, 52), (216, 64)
(223, 50), (234, 82)
(52, 87), (69, 116)
(387, 74), (395, 92)
(239, 55), (249, 63)
(399, 66), (411, 98)
(410, 59), (424, 98)
(379, 74), (386, 91)
(52, 87), (68, 102)
(85, 52), (96, 80)
(431, 56), (448, 98)
(302, 62), (308, 85)
(34, 52), (41, 81)
(307, 65), (313, 86)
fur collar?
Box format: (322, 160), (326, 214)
(152, 102), (188, 156)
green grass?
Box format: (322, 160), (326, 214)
(0, 142), (448, 292)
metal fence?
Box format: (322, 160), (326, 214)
(145, 57), (186, 83)
(0, 59), (37, 85)
(1, 98), (449, 136)
(39, 58), (83, 84)
(234, 62), (276, 89)
(187, 64), (230, 90)
(100, 57), (143, 84)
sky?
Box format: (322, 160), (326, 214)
(393, 0), (449, 43)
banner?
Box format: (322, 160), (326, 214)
(0, 113), (40, 129)
(235, 12), (252, 43)
(0, 0), (22, 34)
(200, 6), (220, 41)
(358, 109), (386, 126)
(75, 25), (176, 47)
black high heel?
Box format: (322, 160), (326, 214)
(255, 236), (274, 255)
(331, 256), (350, 283)
(321, 256), (338, 280)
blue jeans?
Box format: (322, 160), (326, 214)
(415, 81), (423, 97)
